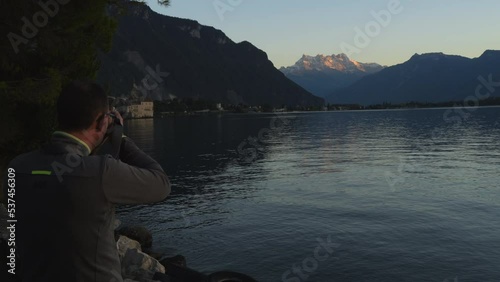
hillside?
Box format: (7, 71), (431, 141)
(97, 3), (324, 107)
(327, 50), (500, 105)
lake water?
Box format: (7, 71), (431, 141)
(119, 107), (500, 282)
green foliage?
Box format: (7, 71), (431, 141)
(154, 98), (217, 114)
(326, 97), (500, 111)
(0, 0), (126, 200)
(154, 99), (188, 113)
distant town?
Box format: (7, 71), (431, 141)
(113, 96), (500, 119)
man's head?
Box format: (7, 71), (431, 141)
(57, 80), (110, 151)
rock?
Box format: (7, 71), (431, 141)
(114, 219), (122, 230)
(144, 250), (163, 261)
(117, 226), (153, 249)
(117, 235), (142, 259)
(159, 255), (187, 268)
(121, 248), (165, 282)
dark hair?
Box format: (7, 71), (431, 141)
(57, 80), (109, 131)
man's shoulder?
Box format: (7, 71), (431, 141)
(85, 154), (115, 164)
(8, 150), (41, 168)
(7, 150), (112, 175)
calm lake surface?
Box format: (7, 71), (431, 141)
(119, 107), (500, 282)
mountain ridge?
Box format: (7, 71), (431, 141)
(97, 3), (324, 107)
(327, 50), (500, 105)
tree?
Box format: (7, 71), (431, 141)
(0, 0), (170, 200)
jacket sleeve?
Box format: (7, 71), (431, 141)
(101, 137), (171, 204)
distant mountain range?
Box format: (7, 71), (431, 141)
(280, 54), (385, 98)
(97, 3), (324, 107)
(97, 3), (500, 107)
(327, 50), (500, 105)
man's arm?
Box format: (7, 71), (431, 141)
(101, 137), (171, 204)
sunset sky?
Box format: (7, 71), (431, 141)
(146, 0), (500, 67)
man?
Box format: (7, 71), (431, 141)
(3, 80), (170, 281)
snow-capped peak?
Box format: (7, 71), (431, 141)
(281, 54), (384, 75)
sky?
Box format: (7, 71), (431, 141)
(146, 0), (500, 68)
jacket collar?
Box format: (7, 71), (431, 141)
(48, 131), (92, 156)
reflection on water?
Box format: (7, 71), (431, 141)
(119, 108), (500, 281)
(124, 118), (155, 155)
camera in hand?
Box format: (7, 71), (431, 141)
(92, 102), (125, 158)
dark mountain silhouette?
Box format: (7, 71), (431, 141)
(280, 54), (385, 98)
(97, 3), (324, 107)
(327, 50), (500, 105)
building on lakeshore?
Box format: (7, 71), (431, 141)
(127, 101), (154, 118)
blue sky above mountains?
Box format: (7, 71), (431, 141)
(147, 0), (500, 68)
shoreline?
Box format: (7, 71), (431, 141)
(142, 104), (500, 119)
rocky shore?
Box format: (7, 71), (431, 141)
(114, 222), (187, 282)
(0, 203), (178, 282)
(1, 203), (257, 282)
